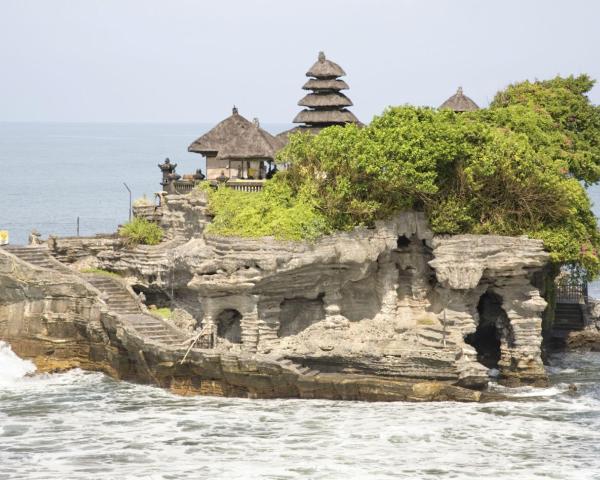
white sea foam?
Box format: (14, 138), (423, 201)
(1, 347), (600, 479)
(0, 341), (36, 386)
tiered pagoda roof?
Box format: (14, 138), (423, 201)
(439, 87), (479, 112)
(188, 107), (283, 160)
(292, 51), (360, 127)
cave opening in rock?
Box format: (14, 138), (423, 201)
(465, 291), (506, 370)
(131, 285), (171, 309)
(397, 235), (411, 249)
(216, 309), (242, 344)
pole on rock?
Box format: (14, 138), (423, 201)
(123, 182), (132, 222)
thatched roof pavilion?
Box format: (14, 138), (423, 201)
(188, 107), (284, 180)
(439, 87), (479, 112)
(189, 107), (282, 159)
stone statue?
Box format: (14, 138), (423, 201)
(192, 168), (206, 181)
(158, 158), (178, 187)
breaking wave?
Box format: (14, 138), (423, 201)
(1, 345), (600, 479)
(0, 341), (36, 386)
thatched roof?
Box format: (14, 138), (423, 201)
(293, 109), (359, 125)
(302, 78), (349, 91)
(306, 51), (345, 79)
(290, 51), (360, 128)
(439, 87), (479, 112)
(298, 92), (353, 108)
(188, 107), (284, 159)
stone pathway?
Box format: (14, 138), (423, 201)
(2, 245), (188, 348)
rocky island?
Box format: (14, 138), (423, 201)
(2, 54), (600, 402)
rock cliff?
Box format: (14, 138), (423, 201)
(0, 192), (551, 400)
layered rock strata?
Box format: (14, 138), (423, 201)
(92, 204), (550, 388)
(0, 248), (501, 402)
(2, 192), (551, 399)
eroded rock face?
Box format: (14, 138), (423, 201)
(0, 249), (502, 402)
(91, 208), (550, 389)
(2, 195), (551, 397)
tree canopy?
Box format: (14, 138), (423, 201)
(204, 75), (600, 277)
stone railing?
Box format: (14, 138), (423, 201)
(167, 179), (265, 194)
(172, 180), (201, 194)
(223, 180), (265, 192)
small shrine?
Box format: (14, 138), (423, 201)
(439, 87), (479, 112)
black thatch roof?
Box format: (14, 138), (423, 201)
(298, 92), (353, 108)
(302, 78), (349, 91)
(306, 51), (346, 78)
(293, 109), (359, 125)
(439, 87), (479, 112)
(188, 107), (284, 159)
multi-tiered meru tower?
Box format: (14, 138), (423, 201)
(276, 51), (360, 144)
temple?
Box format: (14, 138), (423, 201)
(439, 87), (480, 112)
(161, 54), (478, 194)
(188, 107), (282, 182)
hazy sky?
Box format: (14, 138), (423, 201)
(1, 0), (599, 124)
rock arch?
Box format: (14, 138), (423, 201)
(465, 290), (511, 370)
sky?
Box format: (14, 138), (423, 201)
(1, 0), (599, 124)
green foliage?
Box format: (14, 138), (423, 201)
(204, 75), (600, 278)
(119, 218), (164, 245)
(81, 268), (121, 277)
(204, 181), (330, 241)
(151, 307), (172, 319)
(491, 75), (600, 185)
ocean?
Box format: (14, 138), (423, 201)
(1, 342), (600, 479)
(0, 122), (291, 244)
(2, 122), (600, 479)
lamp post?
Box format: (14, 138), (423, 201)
(123, 182), (132, 222)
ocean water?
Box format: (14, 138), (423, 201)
(1, 342), (600, 479)
(3, 123), (600, 479)
(0, 122), (291, 244)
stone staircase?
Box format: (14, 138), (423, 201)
(2, 245), (188, 348)
(83, 274), (142, 315)
(80, 274), (187, 346)
(123, 314), (187, 346)
(553, 303), (585, 334)
(2, 245), (73, 274)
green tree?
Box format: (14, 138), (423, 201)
(491, 75), (600, 185)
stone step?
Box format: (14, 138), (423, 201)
(127, 319), (165, 325)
